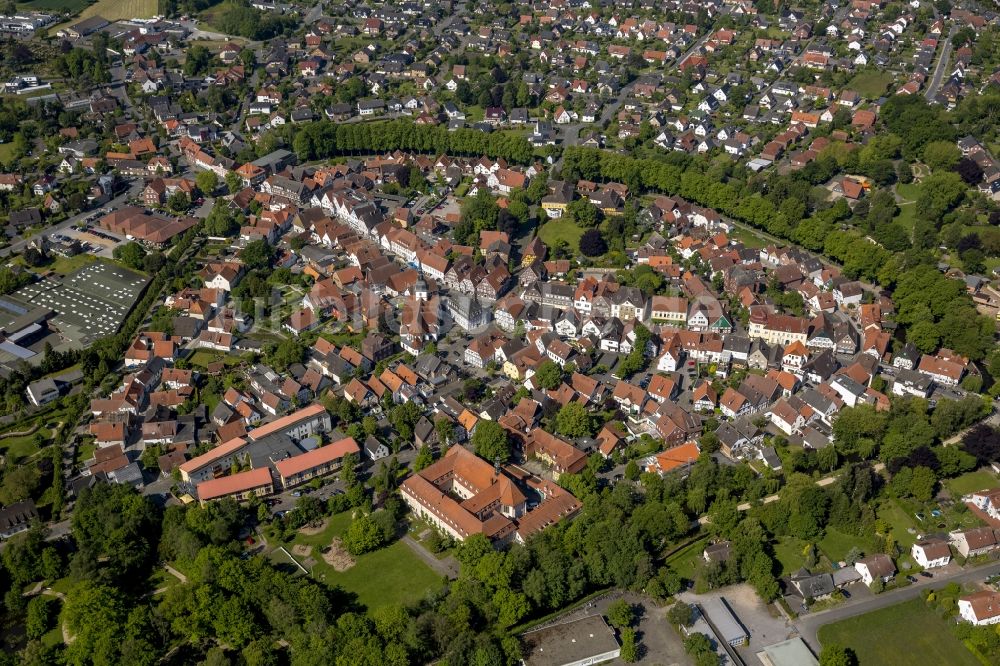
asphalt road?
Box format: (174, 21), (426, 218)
(926, 26), (957, 102)
(794, 560), (1000, 650)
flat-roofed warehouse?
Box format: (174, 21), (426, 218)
(521, 615), (620, 666)
(756, 637), (819, 666)
(12, 262), (148, 346)
(700, 596), (748, 647)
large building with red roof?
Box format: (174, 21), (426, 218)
(197, 467), (274, 504)
(400, 445), (580, 545)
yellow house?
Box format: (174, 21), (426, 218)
(503, 358), (524, 381)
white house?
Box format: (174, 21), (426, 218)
(854, 554), (895, 586)
(959, 591), (1000, 626)
(911, 539), (951, 569)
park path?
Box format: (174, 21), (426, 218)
(699, 464), (886, 524)
(163, 564), (188, 583)
(401, 535), (459, 579)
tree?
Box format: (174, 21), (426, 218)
(25, 596), (57, 640)
(606, 600), (635, 629)
(820, 644), (858, 666)
(240, 240), (275, 270)
(567, 198), (601, 228)
(667, 601), (695, 627)
(472, 420), (510, 463)
(413, 445), (434, 471)
(195, 170), (218, 195)
(556, 402), (594, 438)
(534, 360), (563, 390)
(344, 514), (386, 555)
(916, 171), (966, 222)
(183, 44), (211, 76)
(579, 229), (608, 257)
(956, 157), (984, 185)
(113, 242), (147, 270)
(225, 171), (243, 195)
(922, 140), (961, 171)
(435, 418), (455, 447)
(962, 424), (1000, 464)
(167, 191), (190, 212)
(908, 466), (937, 502)
(619, 627), (639, 663)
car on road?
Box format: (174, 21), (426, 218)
(920, 571), (933, 579)
(291, 491), (301, 497)
(906, 575), (917, 583)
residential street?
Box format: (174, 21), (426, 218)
(794, 560), (1000, 651)
(926, 25), (958, 101)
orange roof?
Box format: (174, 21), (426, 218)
(653, 441), (701, 473)
(179, 437), (248, 474)
(273, 437), (359, 478)
(247, 403), (327, 441)
(458, 409), (479, 433)
(197, 467), (273, 501)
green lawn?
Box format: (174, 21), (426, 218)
(895, 183), (922, 202)
(894, 182), (922, 231)
(663, 536), (710, 580)
(278, 511), (444, 611)
(187, 350), (242, 369)
(894, 202), (917, 230)
(818, 527), (868, 564)
(773, 537), (808, 575)
(877, 500), (919, 549)
(0, 142), (16, 166)
(945, 469), (998, 496)
(729, 226), (769, 249)
(0, 428), (52, 460)
(818, 599), (980, 666)
(847, 71), (894, 99)
(33, 253), (98, 276)
(538, 216), (585, 253)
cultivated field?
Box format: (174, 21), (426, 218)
(50, 0), (159, 33)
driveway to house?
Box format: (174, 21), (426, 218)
(794, 559), (1000, 651)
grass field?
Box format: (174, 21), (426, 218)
(32, 253), (97, 276)
(818, 598), (980, 666)
(945, 469), (998, 496)
(19, 0), (90, 12)
(278, 511), (444, 611)
(50, 0), (158, 33)
(848, 71), (895, 99)
(538, 216), (585, 253)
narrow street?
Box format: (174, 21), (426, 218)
(794, 560), (1000, 651)
(926, 25), (958, 102)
